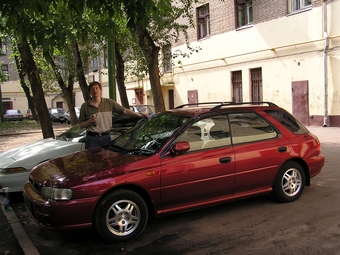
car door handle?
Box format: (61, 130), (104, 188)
(219, 157), (231, 164)
(278, 147), (287, 153)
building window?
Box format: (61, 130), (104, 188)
(197, 4), (210, 40)
(251, 68), (262, 102)
(1, 64), (9, 81)
(163, 45), (172, 73)
(232, 71), (243, 103)
(92, 58), (99, 72)
(288, 0), (312, 12)
(236, 0), (253, 28)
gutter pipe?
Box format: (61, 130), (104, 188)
(323, 0), (329, 127)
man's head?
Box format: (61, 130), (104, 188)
(89, 81), (102, 91)
(89, 81), (102, 98)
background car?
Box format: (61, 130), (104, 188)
(49, 108), (67, 123)
(65, 107), (80, 124)
(0, 115), (142, 193)
(130, 105), (155, 114)
(23, 102), (324, 243)
(4, 109), (24, 121)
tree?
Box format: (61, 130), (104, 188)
(1, 0), (56, 137)
(84, 0), (198, 112)
(0, 63), (8, 123)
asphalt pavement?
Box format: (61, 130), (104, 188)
(0, 125), (339, 255)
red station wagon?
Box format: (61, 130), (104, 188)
(23, 102), (325, 242)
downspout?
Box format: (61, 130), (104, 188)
(323, 0), (329, 127)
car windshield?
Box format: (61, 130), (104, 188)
(106, 114), (190, 155)
(56, 124), (86, 142)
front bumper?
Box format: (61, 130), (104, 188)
(23, 181), (99, 230)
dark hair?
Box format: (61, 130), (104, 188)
(88, 81), (102, 92)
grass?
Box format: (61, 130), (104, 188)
(0, 120), (41, 134)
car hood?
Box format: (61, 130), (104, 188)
(29, 147), (146, 185)
(0, 138), (84, 170)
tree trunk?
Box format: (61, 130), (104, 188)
(14, 55), (38, 120)
(135, 23), (165, 113)
(71, 40), (90, 102)
(115, 42), (130, 108)
(45, 52), (77, 125)
(16, 39), (54, 138)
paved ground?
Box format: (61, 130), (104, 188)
(0, 127), (340, 255)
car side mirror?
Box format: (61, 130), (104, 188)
(170, 141), (190, 155)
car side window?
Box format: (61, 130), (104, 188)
(176, 115), (232, 151)
(229, 112), (277, 144)
(203, 115), (231, 149)
(265, 109), (308, 134)
(176, 124), (204, 151)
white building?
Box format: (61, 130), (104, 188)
(2, 0), (340, 126)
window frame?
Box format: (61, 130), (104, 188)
(197, 4), (211, 40)
(236, 0), (253, 28)
(288, 0), (312, 13)
(232, 70), (243, 103)
(250, 67), (262, 102)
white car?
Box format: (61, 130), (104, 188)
(0, 115), (144, 192)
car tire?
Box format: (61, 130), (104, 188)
(94, 189), (148, 243)
(272, 161), (305, 203)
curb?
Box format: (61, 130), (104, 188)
(0, 194), (40, 255)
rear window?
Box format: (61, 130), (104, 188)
(265, 110), (308, 134)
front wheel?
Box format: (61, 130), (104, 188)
(272, 161), (305, 203)
(94, 189), (148, 243)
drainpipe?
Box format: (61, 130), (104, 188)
(323, 0), (329, 127)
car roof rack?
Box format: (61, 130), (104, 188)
(175, 102), (231, 108)
(211, 101), (278, 110)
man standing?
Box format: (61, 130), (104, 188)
(79, 81), (147, 149)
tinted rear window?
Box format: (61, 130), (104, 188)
(265, 110), (308, 134)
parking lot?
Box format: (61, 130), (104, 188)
(2, 126), (340, 255)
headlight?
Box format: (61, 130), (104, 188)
(41, 187), (73, 200)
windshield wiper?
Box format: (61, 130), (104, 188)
(129, 149), (154, 156)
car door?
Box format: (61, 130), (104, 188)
(160, 115), (235, 213)
(229, 112), (291, 195)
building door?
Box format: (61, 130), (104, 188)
(168, 90), (174, 109)
(135, 89), (144, 104)
(292, 80), (309, 126)
(187, 90), (198, 105)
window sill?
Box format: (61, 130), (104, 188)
(235, 23), (254, 31)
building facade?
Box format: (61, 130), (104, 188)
(1, 0), (340, 126)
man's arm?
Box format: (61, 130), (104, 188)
(123, 108), (149, 118)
